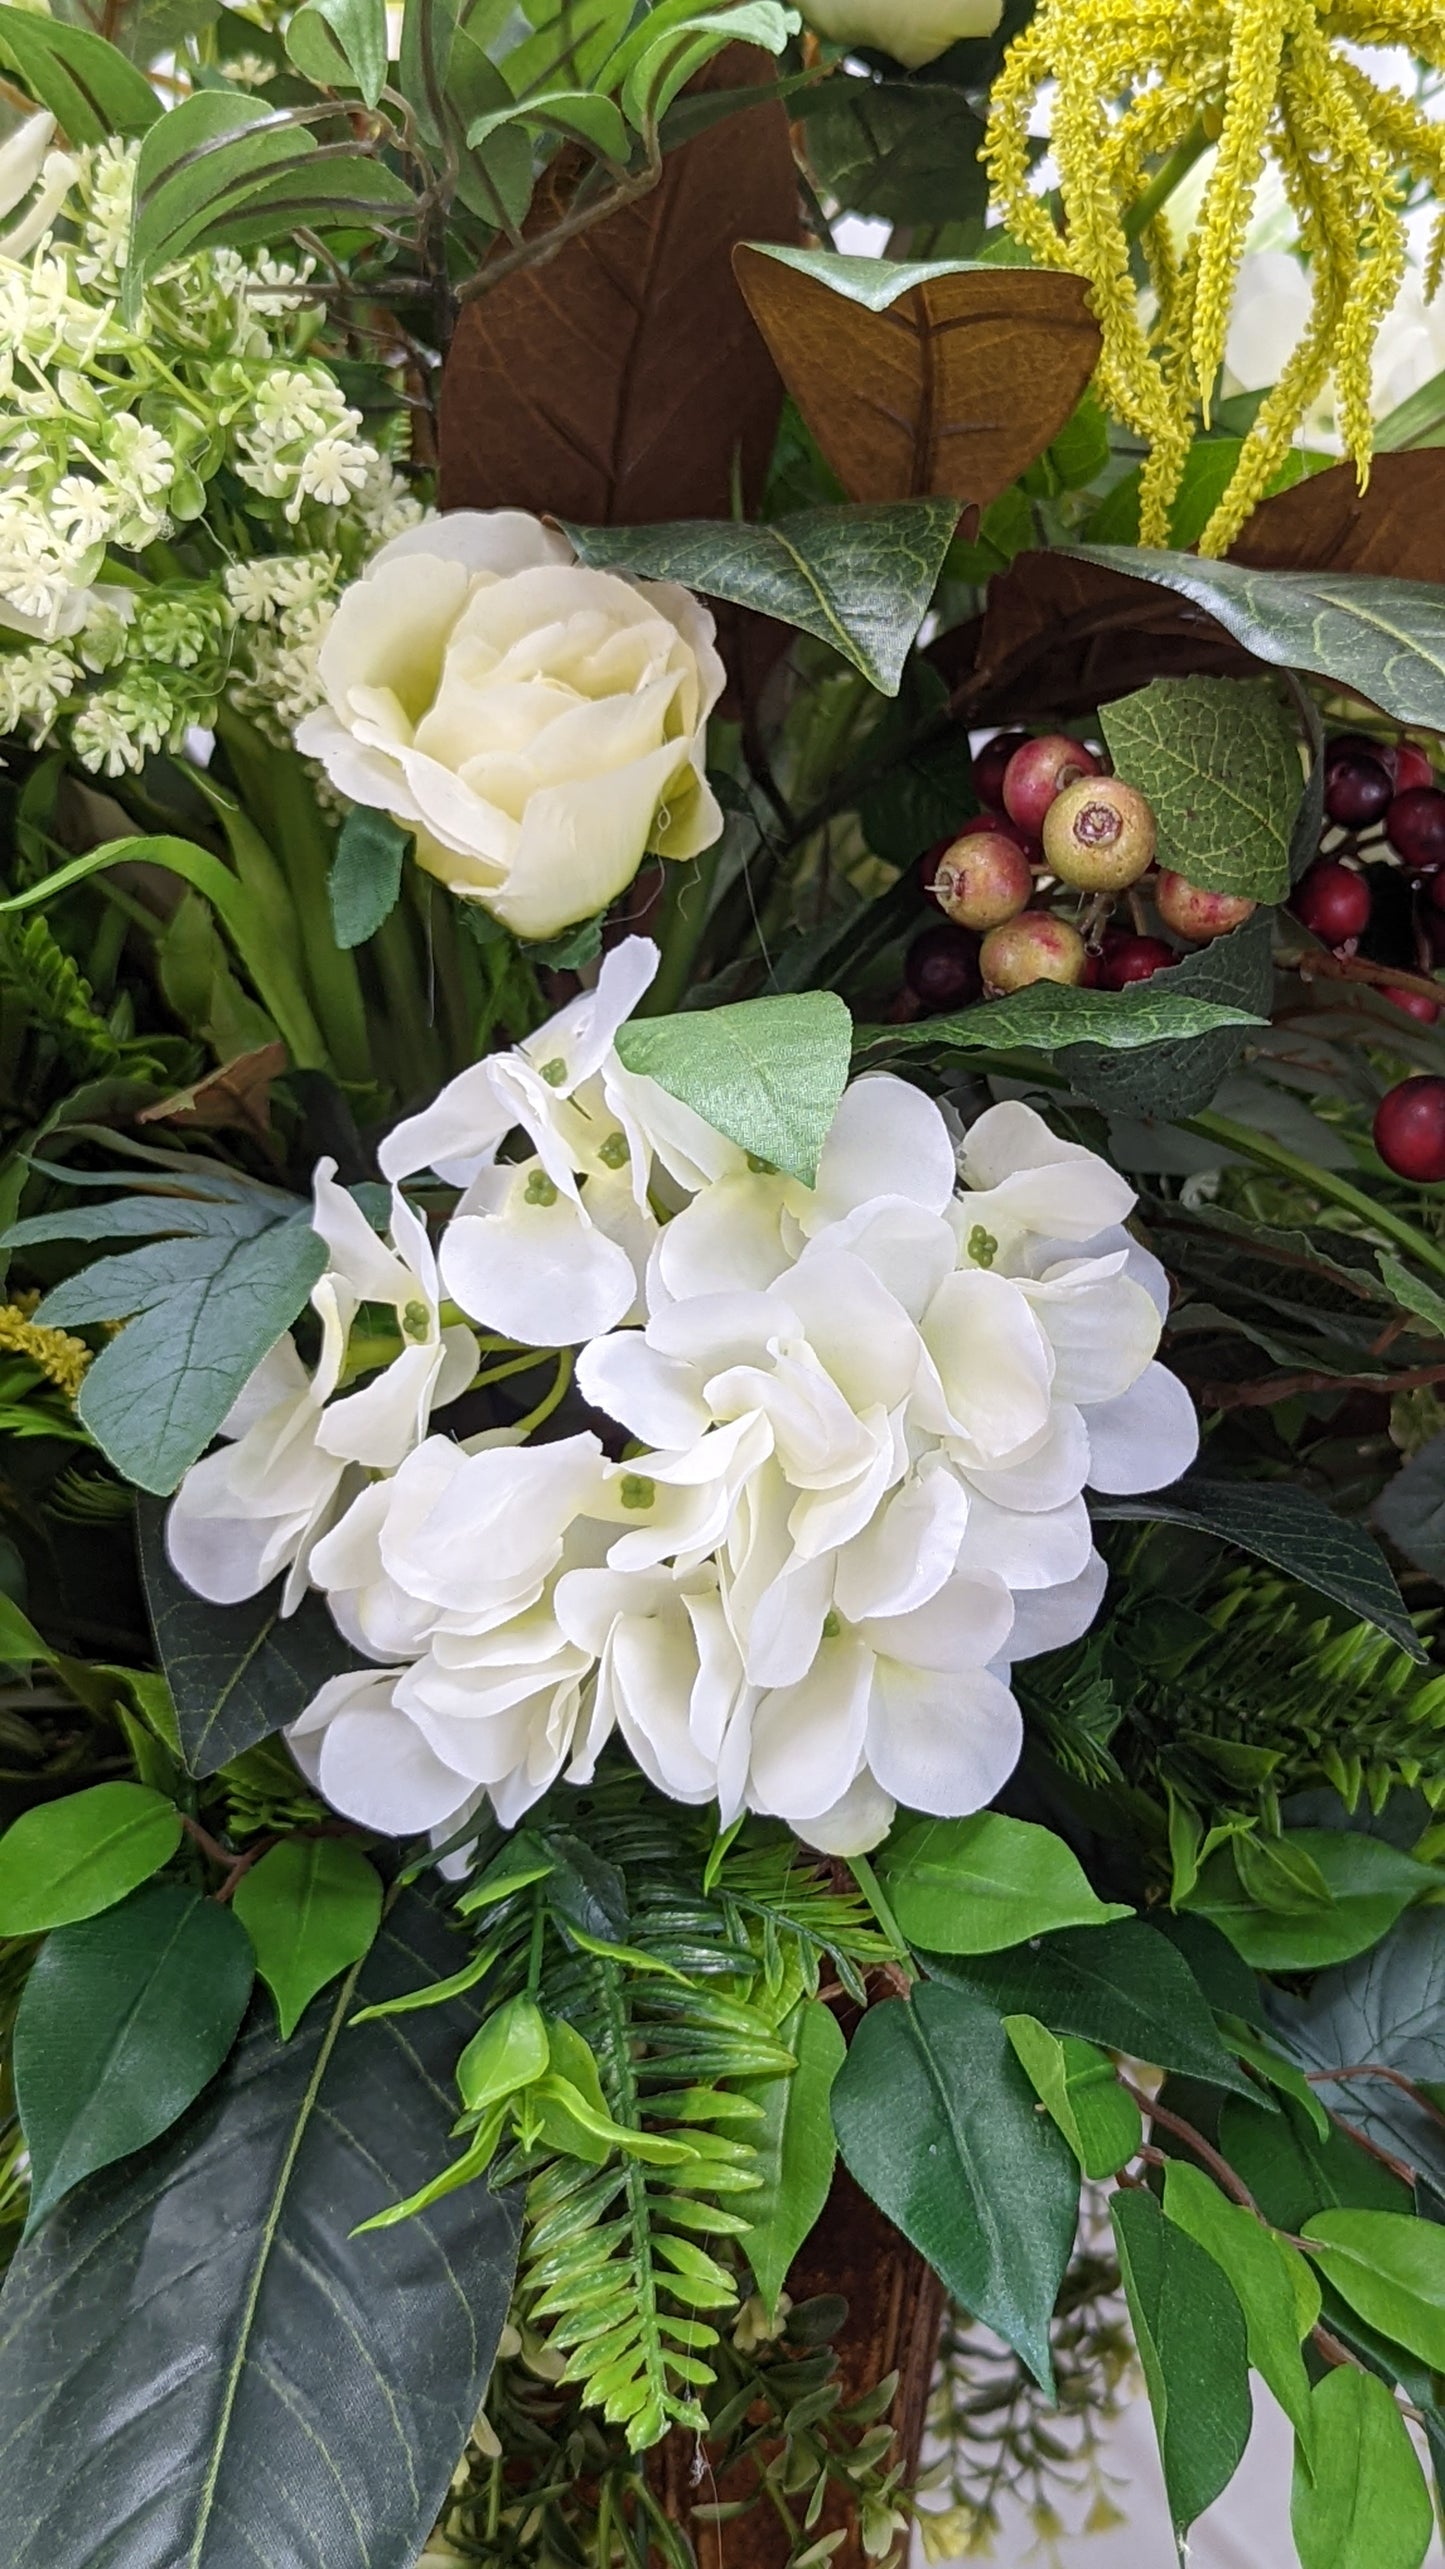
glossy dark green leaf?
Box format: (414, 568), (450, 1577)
(880, 972), (1265, 1059)
(139, 1495), (359, 1774)
(1375, 1431), (1445, 1583)
(328, 805), (409, 948)
(285, 0), (387, 102)
(0, 1888), (522, 2568)
(742, 1997), (845, 2312)
(1112, 2185), (1252, 2541)
(14, 1883), (254, 2230)
(1002, 2018), (1141, 2178)
(1068, 546), (1445, 731)
(1291, 2367), (1434, 2569)
(877, 1811), (1130, 1953)
(1301, 2210), (1445, 2370)
(564, 502), (959, 696)
(614, 990), (852, 1185)
(1186, 1832), (1437, 1972)
(832, 1982), (1078, 2390)
(0, 4), (158, 140)
(231, 1837), (382, 2039)
(1060, 911), (1276, 1122)
(1100, 674), (1301, 905)
(1092, 1477), (1424, 1660)
(1161, 2158), (1318, 2446)
(1265, 1916), (1445, 2199)
(801, 74), (986, 226)
(1220, 2092), (1412, 2236)
(0, 1782), (181, 1935)
(922, 1920), (1259, 2098)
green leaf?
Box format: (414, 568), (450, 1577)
(328, 805), (409, 949)
(1301, 2210), (1445, 2371)
(742, 1997), (845, 2312)
(1221, 2093), (1412, 2237)
(1002, 2017), (1141, 2178)
(231, 1837), (382, 2040)
(1185, 1832), (1438, 1972)
(832, 1982), (1078, 2391)
(0, 3), (159, 140)
(563, 502), (959, 696)
(1223, 2025), (1331, 2139)
(1376, 1255), (1445, 1341)
(456, 1992), (551, 2113)
(1099, 674), (1302, 904)
(1376, 1431), (1445, 1583)
(0, 1888), (522, 2568)
(1068, 546), (1445, 733)
(877, 1811), (1131, 1954)
(1060, 909), (1276, 1122)
(613, 990), (852, 1186)
(1093, 1477), (1425, 1661)
(465, 84), (629, 159)
(922, 1920), (1260, 2098)
(285, 0), (387, 103)
(139, 1495), (360, 1774)
(14, 1882), (255, 2231)
(879, 973), (1266, 1058)
(1291, 2367), (1434, 2569)
(800, 73), (987, 226)
(0, 1782), (181, 1935)
(618, 0), (795, 127)
(1161, 2158), (1318, 2446)
(1265, 1915), (1445, 2200)
(1111, 2185), (1253, 2542)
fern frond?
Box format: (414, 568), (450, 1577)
(0, 915), (119, 1074)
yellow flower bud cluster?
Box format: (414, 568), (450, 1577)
(984, 0), (1445, 552)
(0, 1300), (90, 1399)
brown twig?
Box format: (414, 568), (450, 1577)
(1196, 1361), (1445, 1409)
(454, 149), (663, 306)
(1289, 946), (1445, 1005)
(1306, 2062), (1445, 2136)
(1117, 2076), (1263, 2213)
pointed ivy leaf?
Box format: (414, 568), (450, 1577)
(1291, 2367), (1434, 2569)
(563, 502), (959, 696)
(139, 1495), (360, 1775)
(1067, 547), (1445, 732)
(1092, 1476), (1425, 1661)
(1264, 1915), (1445, 2200)
(613, 990), (852, 1184)
(1111, 2186), (1253, 2542)
(1301, 2210), (1445, 2372)
(1002, 2018), (1142, 2178)
(832, 1982), (1078, 2392)
(1375, 1430), (1445, 1583)
(1100, 674), (1302, 905)
(14, 1883), (255, 2231)
(923, 1920), (1260, 2098)
(1161, 2158), (1318, 2448)
(877, 1811), (1131, 1953)
(0, 1782), (181, 1936)
(328, 806), (409, 948)
(231, 1838), (383, 2040)
(742, 1996), (845, 2312)
(1058, 911), (1276, 1122)
(0, 1888), (522, 2568)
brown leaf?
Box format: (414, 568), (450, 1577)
(732, 248), (1101, 507)
(1231, 451), (1445, 581)
(933, 548), (1257, 725)
(438, 52), (801, 524)
(136, 1043), (287, 1141)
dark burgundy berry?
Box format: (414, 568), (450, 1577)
(1002, 734), (1101, 835)
(1325, 752), (1393, 830)
(1292, 858), (1372, 946)
(1425, 870), (1445, 919)
(1326, 732), (1391, 772)
(905, 922), (982, 1012)
(1385, 987), (1442, 1026)
(972, 731), (1030, 811)
(1392, 742), (1435, 795)
(1387, 787), (1445, 872)
(1096, 933), (1176, 989)
(1374, 1076), (1445, 1181)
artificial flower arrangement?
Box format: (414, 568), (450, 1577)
(8, 2), (1445, 2565)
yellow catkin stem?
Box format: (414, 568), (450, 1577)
(1189, 0), (1289, 412)
(0, 1304), (91, 1400)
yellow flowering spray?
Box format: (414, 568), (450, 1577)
(983, 0), (1445, 552)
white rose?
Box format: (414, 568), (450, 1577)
(799, 0), (1001, 68)
(294, 511), (727, 942)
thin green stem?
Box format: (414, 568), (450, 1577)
(1185, 1109), (1445, 1289)
(847, 1853), (911, 1962)
(638, 849), (721, 1019)
(509, 1351), (574, 1438)
(1123, 118), (1212, 242)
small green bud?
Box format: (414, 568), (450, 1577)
(598, 1130), (630, 1169)
(821, 1610), (841, 1641)
(967, 1224), (999, 1269)
(539, 1057), (568, 1088)
(524, 1169), (559, 1208)
(746, 1152), (776, 1175)
(401, 1298), (430, 1341)
(620, 1474), (657, 1511)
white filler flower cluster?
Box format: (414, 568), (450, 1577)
(167, 941), (1198, 1855)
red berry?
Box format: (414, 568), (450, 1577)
(1392, 743), (1435, 795)
(905, 922), (982, 1012)
(1156, 873), (1257, 941)
(980, 911), (1087, 994)
(1002, 734), (1100, 835)
(1292, 858), (1372, 946)
(1375, 1076), (1445, 1181)
(1325, 752), (1392, 830)
(1385, 987), (1442, 1026)
(972, 731), (1030, 811)
(1387, 787), (1445, 872)
(931, 831), (1034, 932)
(1097, 933), (1176, 989)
